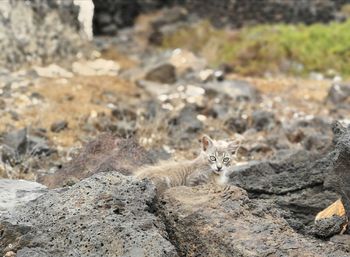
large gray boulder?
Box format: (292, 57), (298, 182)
(0, 0), (88, 70)
(159, 184), (348, 257)
(0, 172), (177, 257)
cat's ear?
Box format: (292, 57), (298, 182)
(201, 135), (213, 152)
(228, 140), (241, 155)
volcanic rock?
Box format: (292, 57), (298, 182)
(144, 63), (176, 84)
(159, 184), (347, 256)
(1, 172), (177, 257)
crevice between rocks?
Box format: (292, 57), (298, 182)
(246, 181), (326, 198)
(148, 195), (183, 257)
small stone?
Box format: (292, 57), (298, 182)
(101, 24), (118, 35)
(327, 83), (350, 104)
(0, 98), (6, 109)
(50, 120), (68, 133)
(225, 117), (248, 134)
(4, 251), (16, 257)
(252, 110), (275, 131)
(145, 63), (176, 84)
(2, 128), (27, 156)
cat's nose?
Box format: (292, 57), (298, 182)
(217, 166), (222, 171)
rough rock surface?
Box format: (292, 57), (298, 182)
(159, 184), (348, 257)
(0, 179), (47, 216)
(230, 150), (330, 195)
(0, 172), (177, 257)
(144, 63), (177, 84)
(38, 133), (155, 188)
(330, 122), (350, 222)
(0, 0), (87, 70)
(183, 0), (347, 27)
(92, 0), (348, 35)
(229, 150), (339, 231)
(313, 215), (347, 238)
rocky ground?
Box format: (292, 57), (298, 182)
(2, 7), (350, 257)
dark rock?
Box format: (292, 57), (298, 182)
(1, 172), (177, 256)
(224, 116), (248, 134)
(252, 110), (275, 131)
(229, 150), (337, 230)
(284, 117), (333, 151)
(276, 187), (339, 232)
(327, 83), (350, 104)
(30, 92), (44, 101)
(0, 128), (54, 167)
(152, 7), (188, 30)
(144, 63), (176, 84)
(50, 120), (68, 133)
(93, 0), (144, 35)
(303, 133), (332, 152)
(230, 151), (324, 195)
(27, 135), (55, 157)
(9, 110), (20, 121)
(37, 133), (155, 188)
(285, 127), (305, 143)
(92, 0), (346, 36)
(312, 215), (347, 238)
(111, 107), (137, 121)
(101, 24), (118, 35)
(87, 112), (136, 138)
(0, 99), (6, 109)
(148, 30), (164, 46)
(1, 128), (27, 156)
(159, 184), (347, 257)
(182, 0), (345, 28)
(148, 7), (189, 45)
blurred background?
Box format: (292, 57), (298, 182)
(0, 0), (349, 190)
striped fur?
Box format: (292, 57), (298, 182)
(134, 136), (240, 193)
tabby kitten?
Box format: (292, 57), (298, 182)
(134, 135), (240, 193)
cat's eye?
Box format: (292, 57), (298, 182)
(223, 157), (230, 163)
(210, 156), (216, 161)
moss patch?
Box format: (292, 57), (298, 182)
(162, 20), (350, 77)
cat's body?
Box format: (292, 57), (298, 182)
(135, 136), (239, 193)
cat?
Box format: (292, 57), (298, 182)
(134, 135), (241, 193)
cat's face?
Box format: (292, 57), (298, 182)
(201, 135), (240, 175)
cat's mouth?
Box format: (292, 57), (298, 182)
(213, 169), (223, 175)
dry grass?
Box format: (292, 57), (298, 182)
(0, 75), (139, 149)
(100, 48), (138, 70)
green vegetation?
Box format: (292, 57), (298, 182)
(162, 20), (350, 76)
